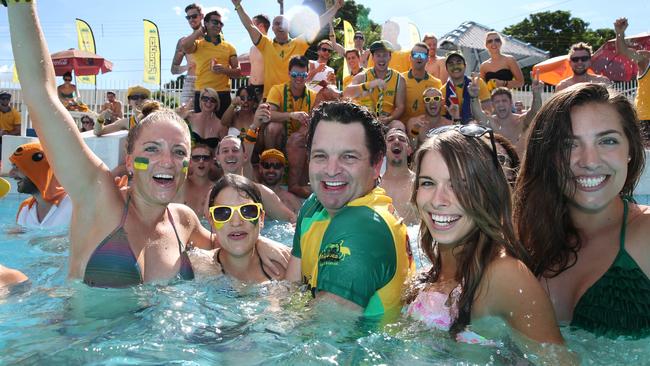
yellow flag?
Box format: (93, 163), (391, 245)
(343, 20), (355, 77)
(12, 63), (19, 84)
(408, 22), (421, 46)
(143, 19), (161, 85)
(75, 18), (96, 85)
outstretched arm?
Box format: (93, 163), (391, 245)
(469, 74), (490, 126)
(8, 1), (112, 201)
(232, 0), (262, 45)
(316, 0), (344, 37)
(522, 72), (543, 131)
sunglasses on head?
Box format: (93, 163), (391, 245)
(411, 51), (428, 60)
(423, 95), (441, 103)
(261, 161), (283, 170)
(128, 94), (147, 101)
(208, 19), (224, 26)
(486, 38), (502, 44)
(185, 13), (200, 20)
(570, 55), (591, 63)
(201, 95), (217, 103)
(290, 71), (308, 79)
(191, 154), (211, 162)
(426, 124), (500, 169)
(319, 47), (333, 53)
(209, 203), (263, 224)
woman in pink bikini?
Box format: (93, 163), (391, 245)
(405, 125), (570, 358)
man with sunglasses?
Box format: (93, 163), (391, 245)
(556, 42), (610, 92)
(401, 42), (443, 122)
(333, 31), (371, 69)
(94, 86), (150, 136)
(406, 87), (455, 149)
(0, 91), (21, 157)
(258, 149), (302, 214)
(469, 73), (543, 154)
(232, 0), (343, 99)
(307, 40), (337, 94)
(344, 40), (406, 125)
(287, 101), (415, 319)
(181, 10), (240, 118)
(177, 144), (215, 219)
(171, 4), (203, 106)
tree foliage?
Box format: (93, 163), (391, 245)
(503, 11), (615, 57)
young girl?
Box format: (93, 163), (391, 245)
(405, 125), (566, 352)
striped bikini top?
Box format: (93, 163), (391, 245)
(83, 196), (195, 288)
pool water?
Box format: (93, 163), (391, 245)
(1, 190), (649, 365)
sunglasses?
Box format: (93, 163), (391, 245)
(238, 95), (254, 101)
(426, 124), (500, 169)
(81, 119), (93, 124)
(201, 96), (217, 103)
(261, 161), (284, 170)
(570, 55), (591, 63)
(209, 203), (263, 224)
(208, 19), (224, 27)
(423, 95), (442, 103)
(185, 13), (200, 20)
(290, 71), (308, 79)
(128, 94), (147, 101)
(411, 51), (428, 60)
(319, 47), (333, 53)
(354, 36), (364, 40)
(486, 38), (502, 44)
(191, 154), (211, 162)
(0, 97), (10, 101)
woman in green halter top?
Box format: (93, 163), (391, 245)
(514, 83), (650, 339)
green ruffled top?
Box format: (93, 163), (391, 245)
(571, 198), (650, 338)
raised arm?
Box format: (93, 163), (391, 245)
(180, 27), (203, 54)
(171, 38), (189, 74)
(232, 0), (262, 45)
(316, 0), (344, 37)
(7, 1), (112, 200)
(468, 74), (490, 126)
(328, 24), (345, 56)
(522, 72), (543, 131)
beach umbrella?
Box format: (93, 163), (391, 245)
(50, 48), (113, 77)
(532, 55), (596, 86)
(592, 33), (650, 82)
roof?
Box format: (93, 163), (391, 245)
(438, 21), (550, 71)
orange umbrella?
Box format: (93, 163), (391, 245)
(50, 49), (113, 77)
(532, 55), (596, 86)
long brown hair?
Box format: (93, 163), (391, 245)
(513, 83), (645, 277)
(406, 130), (528, 338)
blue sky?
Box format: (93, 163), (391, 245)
(0, 0), (648, 87)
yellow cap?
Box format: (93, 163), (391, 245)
(126, 85), (151, 98)
(260, 149), (286, 165)
(0, 177), (10, 199)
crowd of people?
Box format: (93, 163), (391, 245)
(2, 0), (650, 361)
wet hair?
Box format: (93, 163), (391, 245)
(412, 42), (429, 52)
(204, 10), (221, 23)
(62, 71), (72, 80)
(141, 100), (162, 117)
(405, 130), (527, 339)
(185, 3), (201, 13)
(569, 42), (593, 57)
(288, 55), (309, 71)
(490, 87), (512, 101)
(208, 174), (262, 206)
(253, 14), (271, 32)
(126, 109), (190, 154)
(307, 101), (386, 166)
(493, 133), (520, 187)
(513, 83), (645, 277)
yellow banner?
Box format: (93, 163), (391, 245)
(75, 18), (96, 85)
(12, 63), (19, 84)
(143, 19), (161, 85)
(408, 22), (421, 46)
(343, 20), (355, 77)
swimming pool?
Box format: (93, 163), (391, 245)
(1, 188), (649, 365)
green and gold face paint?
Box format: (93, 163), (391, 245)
(134, 157), (149, 171)
(182, 159), (189, 175)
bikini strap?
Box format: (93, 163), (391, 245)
(166, 207), (186, 254)
(120, 194), (131, 226)
(619, 196), (629, 250)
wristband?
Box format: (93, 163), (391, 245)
(234, 4), (241, 11)
(244, 128), (258, 142)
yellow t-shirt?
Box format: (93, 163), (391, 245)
(368, 50), (411, 73)
(636, 64), (650, 120)
(266, 82), (316, 136)
(256, 36), (309, 98)
(356, 68), (401, 116)
(0, 108), (21, 132)
(192, 38), (237, 91)
(401, 70), (443, 121)
(342, 68), (365, 90)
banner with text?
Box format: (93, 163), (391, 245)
(143, 19), (161, 85)
(75, 18), (96, 85)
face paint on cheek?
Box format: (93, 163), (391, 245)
(182, 159), (189, 175)
(134, 157), (149, 171)
(213, 222), (225, 230)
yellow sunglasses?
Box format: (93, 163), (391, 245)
(423, 95), (442, 103)
(209, 203), (264, 224)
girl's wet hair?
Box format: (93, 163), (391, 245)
(208, 174), (262, 206)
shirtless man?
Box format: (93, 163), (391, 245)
(379, 128), (417, 224)
(555, 42), (611, 92)
(98, 91), (123, 124)
(248, 14), (270, 101)
(423, 34), (447, 82)
(406, 87), (454, 149)
(258, 149), (303, 214)
(171, 3), (203, 106)
(216, 135), (296, 223)
(470, 73), (543, 154)
(94, 85), (150, 136)
(179, 144), (215, 219)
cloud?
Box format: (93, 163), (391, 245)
(203, 6), (230, 21)
(173, 6), (182, 16)
(0, 64), (11, 73)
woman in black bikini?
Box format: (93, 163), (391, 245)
(479, 32), (524, 91)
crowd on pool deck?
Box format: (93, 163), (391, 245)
(2, 0), (650, 360)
